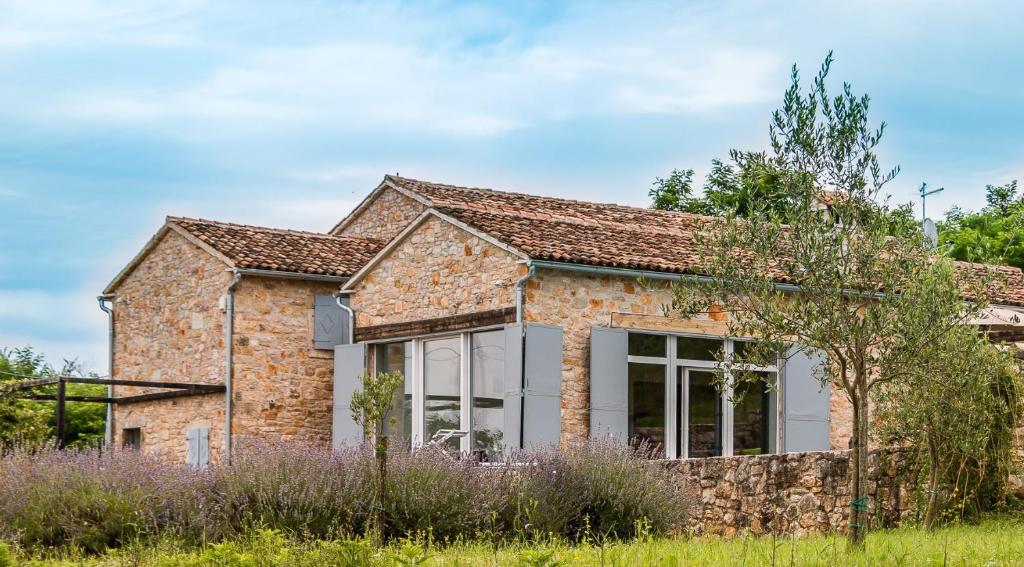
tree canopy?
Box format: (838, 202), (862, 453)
(938, 180), (1024, 269)
(0, 346), (106, 449)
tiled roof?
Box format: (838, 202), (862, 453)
(385, 175), (1024, 306)
(169, 217), (385, 277)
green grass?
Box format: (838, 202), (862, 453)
(9, 519), (1024, 566)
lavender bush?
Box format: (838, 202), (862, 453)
(0, 446), (200, 552)
(0, 439), (689, 553)
(508, 440), (690, 540)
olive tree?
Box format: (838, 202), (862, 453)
(350, 369), (404, 545)
(667, 53), (1003, 547)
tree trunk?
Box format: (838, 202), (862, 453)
(923, 438), (941, 529)
(848, 378), (870, 548)
(375, 435), (388, 547)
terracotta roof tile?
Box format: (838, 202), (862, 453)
(387, 175), (1024, 307)
(169, 216), (384, 277)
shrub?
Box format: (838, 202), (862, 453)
(0, 439), (691, 554)
(383, 446), (508, 542)
(0, 446), (199, 552)
(198, 440), (374, 541)
(508, 440), (690, 541)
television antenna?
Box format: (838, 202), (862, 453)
(919, 182), (945, 222)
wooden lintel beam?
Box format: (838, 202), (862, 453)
(354, 306), (516, 342)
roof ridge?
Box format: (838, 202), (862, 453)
(167, 216), (383, 244)
(385, 175), (718, 222)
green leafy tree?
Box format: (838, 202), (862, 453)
(0, 347), (106, 449)
(665, 53), (1002, 547)
(938, 181), (1024, 269)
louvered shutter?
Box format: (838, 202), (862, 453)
(589, 327), (628, 440)
(333, 342), (367, 449)
(782, 346), (831, 452)
(314, 295), (348, 349)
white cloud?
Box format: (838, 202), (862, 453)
(34, 2), (786, 140)
(0, 0), (203, 49)
(0, 288), (108, 372)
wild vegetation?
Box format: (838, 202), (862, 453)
(0, 440), (689, 556)
(4, 519), (1023, 566)
(0, 347), (105, 449)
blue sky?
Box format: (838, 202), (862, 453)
(2, 0), (1023, 372)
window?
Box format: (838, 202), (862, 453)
(423, 336), (462, 451)
(123, 427), (141, 450)
(471, 330), (505, 458)
(375, 328), (506, 458)
(376, 342), (412, 441)
(626, 332), (779, 459)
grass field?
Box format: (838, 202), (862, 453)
(9, 518), (1023, 566)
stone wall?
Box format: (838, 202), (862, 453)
(523, 267), (856, 448)
(333, 186), (426, 241)
(668, 448), (919, 536)
(111, 231), (345, 462)
(349, 215), (520, 327)
(111, 230), (230, 462)
(230, 276), (339, 448)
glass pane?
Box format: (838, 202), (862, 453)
(677, 336), (724, 361)
(471, 331), (505, 459)
(423, 337), (462, 451)
(688, 370), (722, 457)
(733, 372), (777, 456)
(628, 363), (666, 455)
(377, 342), (413, 442)
(628, 333), (666, 358)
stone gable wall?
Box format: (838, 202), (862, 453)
(111, 231), (344, 462)
(111, 230), (231, 461)
(230, 276), (339, 447)
(522, 268), (854, 448)
(349, 215), (519, 327)
(669, 448), (919, 536)
(333, 186), (427, 242)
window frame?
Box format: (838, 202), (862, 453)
(369, 324), (506, 454)
(626, 331), (779, 459)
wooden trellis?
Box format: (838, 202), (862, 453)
(3, 376), (225, 448)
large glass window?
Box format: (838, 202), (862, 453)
(423, 337), (462, 451)
(628, 363), (666, 453)
(376, 342), (413, 441)
(376, 329), (508, 456)
(627, 332), (779, 459)
(687, 369), (723, 458)
(471, 330), (505, 459)
(733, 371), (777, 456)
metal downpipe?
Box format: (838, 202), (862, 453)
(97, 296), (114, 446)
(224, 272), (241, 464)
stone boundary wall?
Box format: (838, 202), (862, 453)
(665, 448), (920, 536)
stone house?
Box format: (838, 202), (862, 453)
(101, 175), (1024, 465)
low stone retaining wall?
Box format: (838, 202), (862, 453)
(665, 448), (920, 536)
